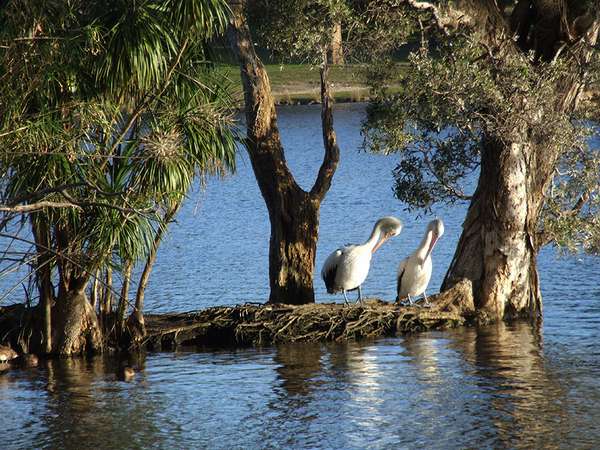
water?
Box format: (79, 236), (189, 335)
(1, 103), (600, 449)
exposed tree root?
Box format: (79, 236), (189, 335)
(143, 279), (475, 350)
(0, 280), (475, 353)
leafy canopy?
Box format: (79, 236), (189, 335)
(362, 2), (600, 254)
(0, 0), (237, 290)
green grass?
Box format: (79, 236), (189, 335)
(215, 63), (406, 104)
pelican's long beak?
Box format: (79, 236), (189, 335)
(372, 233), (389, 254)
(425, 235), (438, 260)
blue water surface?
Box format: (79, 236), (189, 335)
(1, 104), (599, 449)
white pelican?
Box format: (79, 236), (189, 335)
(396, 218), (444, 306)
(322, 216), (402, 304)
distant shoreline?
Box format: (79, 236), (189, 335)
(218, 63), (404, 106)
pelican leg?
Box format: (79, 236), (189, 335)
(356, 285), (363, 304)
(399, 295), (414, 307)
(343, 290), (350, 305)
(422, 292), (432, 308)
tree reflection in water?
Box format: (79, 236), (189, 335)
(40, 354), (167, 450)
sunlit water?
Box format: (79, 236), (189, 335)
(1, 104), (599, 449)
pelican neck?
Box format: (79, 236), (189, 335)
(364, 223), (382, 250)
(416, 230), (434, 260)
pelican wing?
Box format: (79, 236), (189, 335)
(322, 248), (343, 293)
(396, 257), (408, 301)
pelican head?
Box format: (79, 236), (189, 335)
(372, 216), (403, 253)
(425, 218), (444, 259)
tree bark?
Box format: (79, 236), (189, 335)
(438, 0), (600, 322)
(328, 22), (344, 65)
(227, 1), (340, 305)
(31, 216), (54, 354)
(117, 260), (132, 338)
(52, 287), (102, 355)
(102, 267), (113, 317)
(90, 268), (99, 310)
(442, 137), (548, 321)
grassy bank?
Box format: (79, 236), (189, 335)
(216, 63), (405, 104)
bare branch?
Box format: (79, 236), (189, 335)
(404, 0), (450, 35)
(57, 190), (154, 216)
(310, 58), (340, 201)
(7, 183), (86, 206)
(0, 201), (82, 213)
(2, 182), (152, 217)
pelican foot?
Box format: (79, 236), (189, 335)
(414, 296), (433, 308)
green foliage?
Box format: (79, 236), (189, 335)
(248, 0), (350, 64)
(541, 126), (600, 254)
(0, 0), (237, 301)
(247, 0), (414, 65)
(363, 7), (600, 252)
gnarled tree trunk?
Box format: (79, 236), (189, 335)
(441, 0), (599, 322)
(227, 1), (340, 305)
(442, 136), (549, 321)
(52, 285), (102, 355)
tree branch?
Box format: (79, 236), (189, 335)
(310, 59), (340, 201)
(226, 0), (300, 192)
(6, 182), (85, 206)
(0, 201), (82, 213)
(404, 0), (450, 35)
(422, 155), (473, 201)
(57, 190), (154, 216)
(2, 181), (152, 217)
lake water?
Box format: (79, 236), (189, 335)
(1, 103), (600, 449)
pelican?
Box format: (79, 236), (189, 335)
(322, 216), (402, 304)
(396, 218), (444, 306)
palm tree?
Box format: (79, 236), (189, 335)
(0, 0), (236, 355)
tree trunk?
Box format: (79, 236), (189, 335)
(102, 267), (113, 317)
(328, 22), (344, 65)
(117, 260), (132, 338)
(31, 216), (54, 354)
(227, 1), (340, 305)
(268, 190), (320, 304)
(440, 1), (599, 323)
(52, 285), (102, 355)
(90, 268), (99, 310)
(129, 204), (178, 340)
(442, 136), (548, 322)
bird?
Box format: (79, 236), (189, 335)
(322, 216), (403, 304)
(118, 365), (135, 381)
(0, 345), (18, 363)
(396, 218), (444, 307)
